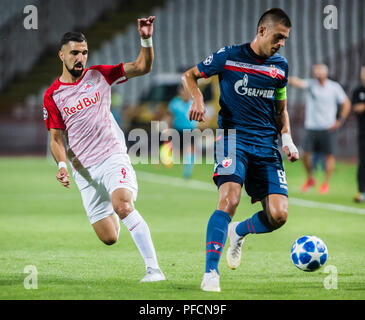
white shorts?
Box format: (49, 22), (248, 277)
(73, 153), (138, 224)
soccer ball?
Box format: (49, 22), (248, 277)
(291, 235), (328, 272)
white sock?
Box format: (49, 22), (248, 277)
(122, 210), (160, 270)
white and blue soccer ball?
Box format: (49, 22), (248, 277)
(291, 235), (328, 272)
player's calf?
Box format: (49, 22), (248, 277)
(101, 236), (118, 246)
(92, 214), (120, 246)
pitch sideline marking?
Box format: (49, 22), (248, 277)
(137, 171), (365, 216)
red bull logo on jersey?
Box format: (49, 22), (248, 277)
(63, 92), (100, 116)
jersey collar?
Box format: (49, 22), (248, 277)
(244, 43), (268, 64)
(57, 69), (89, 86)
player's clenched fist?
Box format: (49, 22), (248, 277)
(138, 16), (155, 39)
(282, 133), (299, 162)
(56, 167), (70, 188)
(189, 98), (206, 122)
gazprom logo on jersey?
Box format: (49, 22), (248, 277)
(234, 75), (275, 98)
(63, 92), (100, 116)
(243, 74), (249, 87)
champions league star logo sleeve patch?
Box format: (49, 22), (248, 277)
(203, 54), (213, 65)
(43, 107), (48, 120)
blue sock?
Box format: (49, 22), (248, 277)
(205, 210), (232, 274)
(235, 211), (275, 237)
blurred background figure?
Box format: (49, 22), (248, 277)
(167, 84), (197, 179)
(311, 151), (326, 173)
(288, 64), (351, 194)
(352, 65), (365, 203)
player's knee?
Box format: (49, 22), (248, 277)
(113, 201), (134, 219)
(217, 182), (242, 216)
(268, 203), (288, 228)
(228, 195), (241, 212)
(219, 194), (241, 216)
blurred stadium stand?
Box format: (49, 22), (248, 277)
(0, 0), (364, 156)
(0, 0), (122, 94)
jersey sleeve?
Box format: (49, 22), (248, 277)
(277, 60), (289, 89)
(197, 46), (229, 78)
(89, 63), (127, 85)
(335, 83), (348, 104)
(43, 92), (65, 131)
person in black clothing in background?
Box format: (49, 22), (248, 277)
(352, 65), (365, 203)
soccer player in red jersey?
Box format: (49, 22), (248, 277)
(43, 17), (165, 282)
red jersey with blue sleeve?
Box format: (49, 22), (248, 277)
(197, 43), (288, 151)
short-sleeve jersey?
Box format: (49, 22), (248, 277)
(303, 78), (348, 130)
(197, 43), (288, 149)
(43, 63), (128, 168)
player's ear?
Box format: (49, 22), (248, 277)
(257, 25), (266, 37)
(58, 50), (64, 63)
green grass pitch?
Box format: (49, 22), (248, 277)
(0, 157), (364, 300)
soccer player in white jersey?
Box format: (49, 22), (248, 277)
(42, 16), (165, 282)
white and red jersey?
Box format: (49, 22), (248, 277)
(43, 63), (128, 169)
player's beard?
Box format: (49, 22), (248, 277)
(66, 62), (84, 78)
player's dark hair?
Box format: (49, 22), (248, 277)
(257, 8), (292, 30)
(60, 32), (87, 48)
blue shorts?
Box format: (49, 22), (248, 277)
(213, 133), (288, 202)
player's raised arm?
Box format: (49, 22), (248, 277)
(123, 16), (155, 79)
(288, 76), (307, 89)
(181, 66), (206, 122)
(49, 128), (70, 188)
(275, 96), (299, 162)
